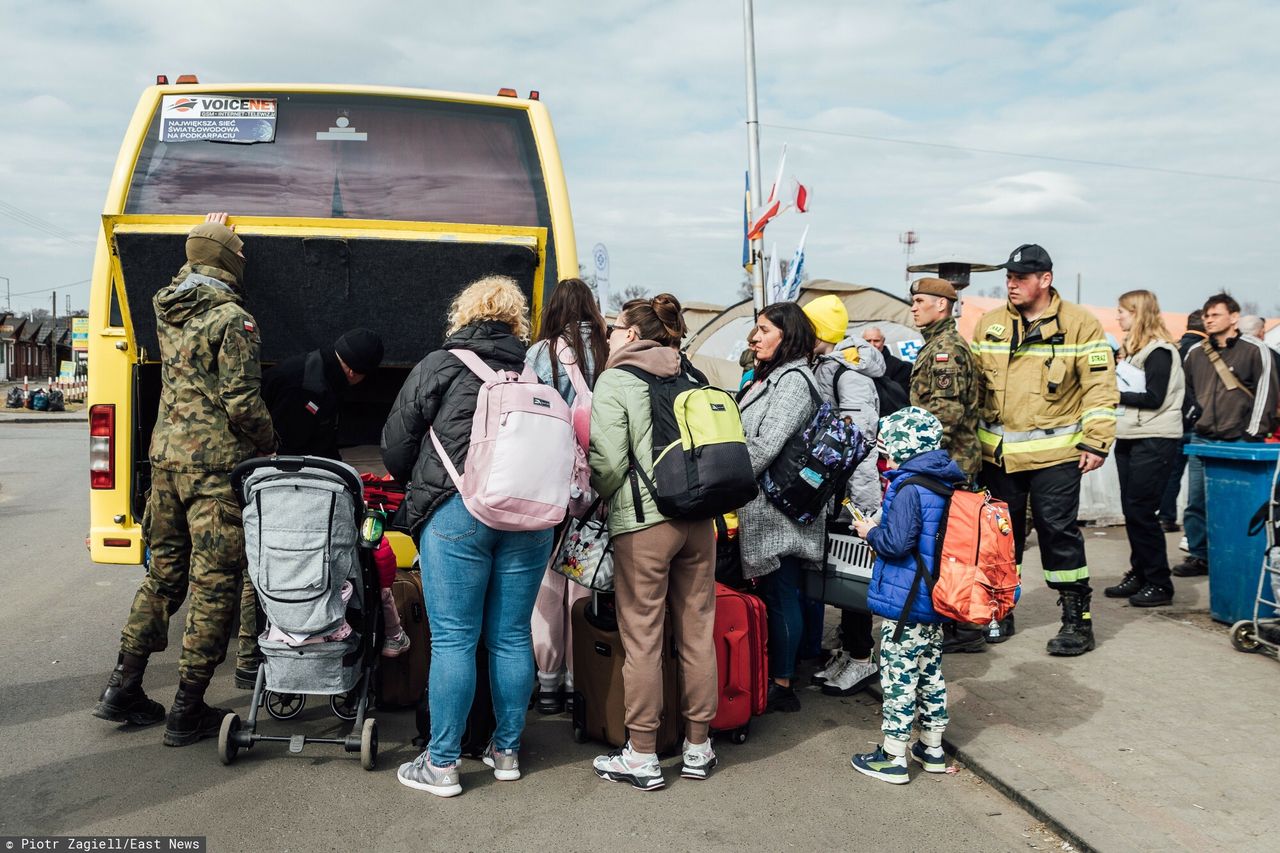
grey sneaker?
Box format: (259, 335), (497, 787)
(482, 740), (521, 781)
(593, 743), (664, 791)
(811, 650), (850, 685)
(821, 657), (878, 696)
(381, 630), (411, 658)
(680, 738), (718, 780)
(397, 752), (462, 797)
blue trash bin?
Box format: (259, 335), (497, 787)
(1184, 442), (1280, 623)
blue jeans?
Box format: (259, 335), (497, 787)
(761, 556), (804, 680)
(1183, 435), (1209, 561)
(419, 494), (553, 766)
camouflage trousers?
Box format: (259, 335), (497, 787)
(120, 467), (246, 688)
(237, 575), (264, 671)
(877, 620), (948, 745)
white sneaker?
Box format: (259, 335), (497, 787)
(821, 657), (878, 696)
(680, 738), (718, 780)
(811, 649), (850, 685)
(593, 742), (664, 791)
(1178, 536), (1189, 554)
(481, 740), (520, 781)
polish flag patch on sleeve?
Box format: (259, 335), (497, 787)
(304, 401), (319, 415)
(935, 352), (950, 362)
(243, 320), (256, 333)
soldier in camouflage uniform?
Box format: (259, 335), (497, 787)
(908, 277), (980, 480)
(849, 407), (964, 784)
(93, 213), (276, 747)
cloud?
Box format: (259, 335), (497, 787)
(954, 171), (1095, 221)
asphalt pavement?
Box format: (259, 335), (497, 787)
(0, 422), (1058, 852)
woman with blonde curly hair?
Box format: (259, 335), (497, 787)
(1104, 289), (1184, 608)
(382, 275), (553, 797)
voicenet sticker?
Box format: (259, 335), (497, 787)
(160, 95), (277, 143)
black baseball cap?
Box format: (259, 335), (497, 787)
(1001, 243), (1053, 274)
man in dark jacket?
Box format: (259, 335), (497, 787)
(231, 328), (385, 688)
(1175, 294), (1279, 577)
(93, 212), (276, 746)
(862, 326), (912, 415)
(262, 328), (384, 458)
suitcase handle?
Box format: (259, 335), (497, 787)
(719, 627), (749, 694)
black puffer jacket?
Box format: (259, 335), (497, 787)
(381, 321), (528, 536)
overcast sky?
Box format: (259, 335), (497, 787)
(2, 0), (1277, 316)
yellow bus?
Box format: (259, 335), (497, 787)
(88, 81), (577, 565)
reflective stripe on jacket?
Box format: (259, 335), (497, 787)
(971, 291), (1118, 472)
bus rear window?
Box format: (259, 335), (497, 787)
(125, 93), (548, 227)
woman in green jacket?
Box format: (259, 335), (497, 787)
(587, 294), (718, 792)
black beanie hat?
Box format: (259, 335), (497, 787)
(335, 328), (384, 375)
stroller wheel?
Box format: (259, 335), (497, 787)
(360, 718), (378, 770)
(218, 714), (241, 766)
(265, 691), (306, 720)
(330, 688), (360, 721)
(1231, 621), (1262, 653)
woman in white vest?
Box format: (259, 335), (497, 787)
(1105, 290), (1185, 607)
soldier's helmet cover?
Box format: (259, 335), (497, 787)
(877, 406), (943, 465)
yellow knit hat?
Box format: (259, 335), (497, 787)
(803, 295), (848, 344)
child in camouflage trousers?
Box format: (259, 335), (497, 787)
(850, 407), (966, 784)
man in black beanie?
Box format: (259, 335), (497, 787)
(234, 328), (385, 688)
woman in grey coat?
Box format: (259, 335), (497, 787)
(737, 302), (824, 712)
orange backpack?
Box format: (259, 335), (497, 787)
(903, 477), (1020, 627)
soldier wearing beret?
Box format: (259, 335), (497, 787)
(908, 277), (980, 480)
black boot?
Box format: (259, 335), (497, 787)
(1104, 572), (1143, 598)
(233, 660), (260, 691)
(1046, 591), (1096, 656)
(163, 681), (232, 747)
(765, 681), (801, 713)
(942, 623), (987, 653)
(93, 653), (166, 726)
(985, 612), (1015, 644)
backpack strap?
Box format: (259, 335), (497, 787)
(740, 365), (821, 412)
(889, 474), (956, 642)
(1200, 339), (1254, 400)
(554, 337), (592, 400)
(448, 347), (523, 383)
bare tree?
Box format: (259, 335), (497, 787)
(607, 285), (651, 313)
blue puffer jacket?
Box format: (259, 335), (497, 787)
(865, 449), (966, 624)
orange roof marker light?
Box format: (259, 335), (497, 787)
(497, 88), (518, 98)
(156, 75), (169, 85)
(176, 74), (199, 84)
(528, 91), (540, 100)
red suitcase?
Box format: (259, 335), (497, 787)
(711, 582), (768, 744)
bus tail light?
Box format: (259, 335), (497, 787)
(176, 74), (199, 84)
(497, 88), (518, 98)
(90, 404), (115, 490)
(156, 75), (169, 85)
(528, 91), (540, 100)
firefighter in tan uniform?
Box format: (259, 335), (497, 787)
(972, 244), (1118, 656)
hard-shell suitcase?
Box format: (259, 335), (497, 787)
(570, 595), (682, 755)
(375, 568), (429, 708)
(711, 583), (768, 744)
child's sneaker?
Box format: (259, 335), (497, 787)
(680, 738), (718, 780)
(810, 649), (849, 685)
(850, 746), (909, 785)
(593, 742), (664, 791)
(481, 740), (521, 781)
(821, 657), (878, 696)
(381, 630), (411, 658)
(397, 752), (462, 797)
(910, 741), (947, 774)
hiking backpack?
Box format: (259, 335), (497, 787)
(554, 338), (597, 519)
(755, 373), (870, 525)
(893, 476), (1020, 637)
(429, 348), (574, 532)
(616, 365), (757, 521)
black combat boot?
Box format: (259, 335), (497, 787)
(163, 681), (232, 747)
(93, 652), (166, 726)
(942, 623), (987, 653)
(1046, 591), (1096, 656)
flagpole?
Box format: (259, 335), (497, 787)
(743, 0), (765, 313)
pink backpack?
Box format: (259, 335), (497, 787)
(555, 339), (597, 518)
(429, 348), (574, 532)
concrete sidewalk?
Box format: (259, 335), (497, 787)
(0, 409), (87, 423)
(939, 526), (1279, 852)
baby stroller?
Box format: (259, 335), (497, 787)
(219, 456), (383, 768)
(1231, 451), (1280, 660)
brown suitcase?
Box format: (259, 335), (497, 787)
(570, 595), (682, 755)
(375, 568), (430, 708)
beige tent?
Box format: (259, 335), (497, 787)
(684, 280), (917, 391)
